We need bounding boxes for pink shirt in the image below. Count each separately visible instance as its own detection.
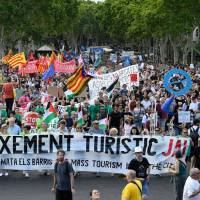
[18,95,30,108]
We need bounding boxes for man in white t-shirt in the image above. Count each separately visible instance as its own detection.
[183,168,200,200]
[141,97,152,110]
[189,97,199,112]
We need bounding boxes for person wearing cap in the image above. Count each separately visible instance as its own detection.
[88,120,104,135]
[128,146,150,199]
[183,168,200,200]
[121,170,142,200]
[169,150,187,200]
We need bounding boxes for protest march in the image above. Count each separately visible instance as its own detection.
[0,1,200,200]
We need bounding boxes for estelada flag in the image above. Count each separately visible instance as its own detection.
[8,52,27,68]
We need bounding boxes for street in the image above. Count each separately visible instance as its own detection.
[0,172,174,200]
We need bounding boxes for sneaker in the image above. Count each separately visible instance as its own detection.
[25,173,30,178]
[0,172,3,177]
[4,172,9,176]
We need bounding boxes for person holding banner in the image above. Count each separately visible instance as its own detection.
[169,150,187,200]
[128,147,150,199]
[52,149,75,200]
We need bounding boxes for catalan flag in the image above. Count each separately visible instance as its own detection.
[66,66,93,97]
[8,52,27,68]
[1,50,13,64]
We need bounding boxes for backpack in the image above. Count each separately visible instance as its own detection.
[190,127,199,148]
[54,160,69,174]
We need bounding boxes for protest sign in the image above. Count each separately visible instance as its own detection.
[23,112,40,128]
[18,61,38,74]
[88,65,139,98]
[178,111,191,123]
[57,105,67,114]
[54,60,76,73]
[0,134,189,174]
[47,86,65,97]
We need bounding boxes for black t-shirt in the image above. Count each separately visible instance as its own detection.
[109,111,122,128]
[54,161,74,191]
[128,158,150,178]
[193,147,200,170]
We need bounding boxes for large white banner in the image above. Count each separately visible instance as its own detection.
[0,134,190,174]
[88,65,139,99]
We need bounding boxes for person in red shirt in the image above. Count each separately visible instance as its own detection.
[2,77,15,117]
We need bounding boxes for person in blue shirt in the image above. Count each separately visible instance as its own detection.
[7,117,21,135]
[88,121,104,135]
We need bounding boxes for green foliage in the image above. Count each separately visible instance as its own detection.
[0,0,199,47]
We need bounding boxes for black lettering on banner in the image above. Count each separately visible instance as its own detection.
[94,136,104,153]
[27,159,30,165]
[105,137,115,154]
[148,138,158,156]
[64,135,74,151]
[83,135,93,152]
[24,135,37,154]
[116,137,121,154]
[121,138,131,154]
[0,136,11,154]
[132,138,143,147]
[151,163,161,170]
[143,138,148,155]
[13,136,23,154]
[38,135,48,153]
[92,160,122,169]
[49,135,63,153]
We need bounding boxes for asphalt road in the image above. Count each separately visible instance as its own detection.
[0,172,174,200]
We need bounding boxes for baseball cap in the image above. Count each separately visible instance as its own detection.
[93,120,99,124]
[135,146,143,153]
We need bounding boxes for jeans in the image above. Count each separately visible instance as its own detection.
[142,179,149,196]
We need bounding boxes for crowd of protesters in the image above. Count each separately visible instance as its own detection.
[0,50,200,200]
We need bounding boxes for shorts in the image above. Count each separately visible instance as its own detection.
[56,189,72,200]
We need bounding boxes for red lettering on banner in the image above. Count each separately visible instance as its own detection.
[182,140,188,156]
[18,61,38,74]
[162,139,173,156]
[54,60,76,73]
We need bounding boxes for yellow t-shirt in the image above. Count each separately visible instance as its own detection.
[121,180,142,200]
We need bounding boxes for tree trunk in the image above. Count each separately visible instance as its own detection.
[169,35,179,64]
[159,36,168,64]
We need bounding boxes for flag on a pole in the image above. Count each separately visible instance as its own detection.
[161,96,175,113]
[1,50,13,64]
[66,65,93,96]
[8,52,26,68]
[99,118,107,130]
[106,77,119,93]
[42,52,56,80]
[77,106,84,126]
[43,102,56,124]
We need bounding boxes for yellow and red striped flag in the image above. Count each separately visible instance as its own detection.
[8,52,27,68]
[66,65,93,96]
[1,50,13,64]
